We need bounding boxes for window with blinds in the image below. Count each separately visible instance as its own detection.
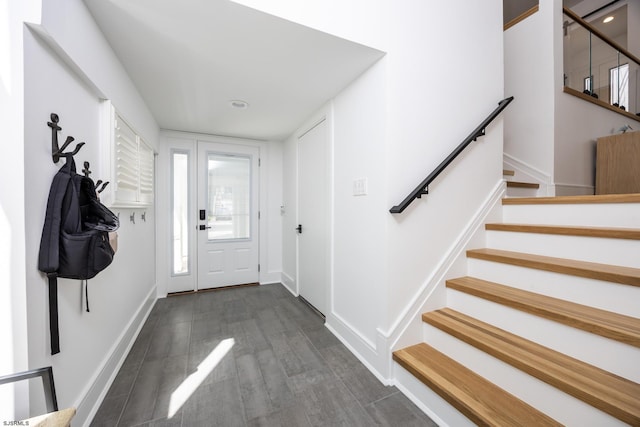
[138,140,154,205]
[101,105,155,207]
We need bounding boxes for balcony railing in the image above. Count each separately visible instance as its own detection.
[563,6,640,120]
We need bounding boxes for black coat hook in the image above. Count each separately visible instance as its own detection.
[49,113,85,163]
[83,161,92,178]
[97,181,109,194]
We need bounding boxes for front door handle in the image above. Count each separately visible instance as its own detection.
[296,224,302,234]
[199,224,212,230]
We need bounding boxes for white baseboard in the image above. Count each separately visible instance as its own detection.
[503,154,555,196]
[326,180,508,386]
[503,153,552,184]
[324,314,391,385]
[384,180,506,356]
[77,285,157,427]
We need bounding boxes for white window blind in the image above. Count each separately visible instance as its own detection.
[102,106,155,207]
[138,139,155,204]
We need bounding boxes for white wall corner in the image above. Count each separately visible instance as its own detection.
[25,24,106,99]
[77,285,157,427]
[260,270,283,285]
[325,313,391,385]
[386,180,506,353]
[280,272,297,296]
[553,182,595,196]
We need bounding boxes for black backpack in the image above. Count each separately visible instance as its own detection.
[38,154,119,355]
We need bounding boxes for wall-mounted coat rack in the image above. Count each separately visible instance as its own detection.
[49,114,111,197]
[83,162,110,195]
[48,113,85,163]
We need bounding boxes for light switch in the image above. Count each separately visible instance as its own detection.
[353,178,368,196]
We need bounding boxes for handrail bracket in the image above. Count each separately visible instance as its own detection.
[473,128,486,141]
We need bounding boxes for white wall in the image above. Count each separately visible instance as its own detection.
[280,0,505,378]
[20,0,160,424]
[39,0,157,149]
[156,130,283,296]
[330,59,387,351]
[504,0,555,183]
[553,94,636,195]
[0,0,41,420]
[384,1,504,341]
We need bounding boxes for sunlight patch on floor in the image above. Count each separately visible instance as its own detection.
[168,338,235,418]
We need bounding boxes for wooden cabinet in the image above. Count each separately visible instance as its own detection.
[596,131,640,194]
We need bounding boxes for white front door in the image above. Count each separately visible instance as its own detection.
[297,119,329,316]
[197,141,259,289]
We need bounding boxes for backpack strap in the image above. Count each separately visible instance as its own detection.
[47,274,60,355]
[38,155,75,355]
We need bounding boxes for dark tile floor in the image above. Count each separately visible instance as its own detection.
[90,283,437,426]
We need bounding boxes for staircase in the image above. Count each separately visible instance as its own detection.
[503,169,541,197]
[393,194,640,426]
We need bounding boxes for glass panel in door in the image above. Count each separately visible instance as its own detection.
[206,154,251,241]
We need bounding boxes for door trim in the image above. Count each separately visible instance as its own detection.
[160,130,276,297]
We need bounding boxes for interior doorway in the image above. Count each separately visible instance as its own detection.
[297,119,330,316]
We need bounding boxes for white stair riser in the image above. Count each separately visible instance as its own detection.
[485,231,640,269]
[394,365,475,427]
[467,258,640,318]
[447,289,640,382]
[422,323,627,427]
[503,203,640,227]
[506,185,541,198]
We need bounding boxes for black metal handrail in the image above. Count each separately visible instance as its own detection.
[390,96,514,214]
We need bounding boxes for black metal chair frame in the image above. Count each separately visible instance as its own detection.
[0,366,58,413]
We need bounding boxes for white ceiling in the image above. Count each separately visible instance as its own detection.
[84,0,385,141]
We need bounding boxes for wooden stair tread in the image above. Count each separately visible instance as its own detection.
[447,276,640,347]
[423,309,640,425]
[502,193,640,205]
[503,169,515,176]
[485,223,640,240]
[466,248,640,287]
[506,181,540,189]
[393,343,561,426]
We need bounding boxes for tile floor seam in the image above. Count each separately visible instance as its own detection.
[300,324,382,426]
[367,389,401,406]
[114,334,153,427]
[132,310,167,427]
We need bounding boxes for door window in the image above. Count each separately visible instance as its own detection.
[206,153,251,241]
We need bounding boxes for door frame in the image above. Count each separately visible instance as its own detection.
[296,111,333,317]
[196,141,260,290]
[158,131,272,296]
